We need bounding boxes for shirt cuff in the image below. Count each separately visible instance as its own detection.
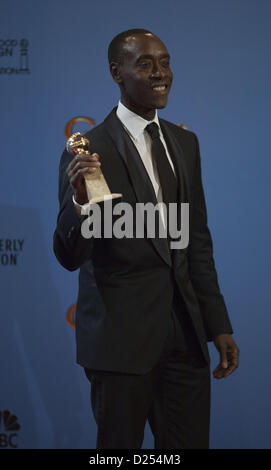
[72,195,91,220]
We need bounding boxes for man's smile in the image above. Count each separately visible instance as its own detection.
[150,83,170,94]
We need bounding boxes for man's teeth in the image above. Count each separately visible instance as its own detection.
[153,85,166,91]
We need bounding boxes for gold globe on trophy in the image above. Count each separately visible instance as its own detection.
[66,132,122,204]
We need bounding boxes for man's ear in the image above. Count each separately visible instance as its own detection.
[110,62,122,84]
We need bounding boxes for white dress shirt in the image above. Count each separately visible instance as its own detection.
[117,101,176,226]
[73,101,176,226]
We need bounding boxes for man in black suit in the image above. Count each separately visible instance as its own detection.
[53,29,239,449]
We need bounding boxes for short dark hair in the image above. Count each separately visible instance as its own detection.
[108,29,154,64]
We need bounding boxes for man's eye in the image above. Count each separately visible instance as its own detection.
[138,62,151,67]
[161,61,170,67]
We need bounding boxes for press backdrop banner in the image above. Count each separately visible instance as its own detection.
[1,0,270,449]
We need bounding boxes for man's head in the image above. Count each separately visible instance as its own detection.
[108,29,173,120]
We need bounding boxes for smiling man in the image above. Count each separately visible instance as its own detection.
[53,29,239,449]
[110,31,173,120]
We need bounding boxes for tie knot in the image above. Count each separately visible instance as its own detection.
[145,122,160,140]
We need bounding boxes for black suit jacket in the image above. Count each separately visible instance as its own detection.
[53,107,233,374]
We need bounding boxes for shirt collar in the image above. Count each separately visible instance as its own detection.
[116,100,161,142]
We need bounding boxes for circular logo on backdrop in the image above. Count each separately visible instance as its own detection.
[64,116,95,139]
[66,304,76,329]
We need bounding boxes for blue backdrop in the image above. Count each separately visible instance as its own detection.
[1,0,270,449]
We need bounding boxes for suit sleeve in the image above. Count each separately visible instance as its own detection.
[53,148,94,271]
[187,132,233,340]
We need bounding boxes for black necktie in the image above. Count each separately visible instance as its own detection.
[145,122,178,236]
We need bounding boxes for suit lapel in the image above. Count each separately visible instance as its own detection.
[104,108,172,267]
[103,109,191,267]
[159,119,190,203]
[159,119,190,265]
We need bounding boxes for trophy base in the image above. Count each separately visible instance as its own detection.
[88,193,122,204]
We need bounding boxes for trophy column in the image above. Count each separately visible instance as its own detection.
[66,132,122,204]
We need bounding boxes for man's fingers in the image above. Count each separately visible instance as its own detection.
[73,160,100,173]
[232,347,240,362]
[227,347,240,367]
[213,338,240,379]
[219,346,228,369]
[67,156,101,181]
[69,168,92,186]
[92,153,100,160]
[213,356,239,379]
[213,365,225,379]
[67,153,100,173]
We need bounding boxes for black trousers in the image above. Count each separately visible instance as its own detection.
[84,292,210,449]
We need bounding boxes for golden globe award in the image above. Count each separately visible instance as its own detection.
[66,132,122,204]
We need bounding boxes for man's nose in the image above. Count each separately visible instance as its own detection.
[150,61,164,78]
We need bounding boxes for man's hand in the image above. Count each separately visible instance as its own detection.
[213,334,239,379]
[66,152,101,205]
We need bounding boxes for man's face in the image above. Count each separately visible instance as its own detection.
[113,33,173,116]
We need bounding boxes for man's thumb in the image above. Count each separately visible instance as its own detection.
[220,347,228,368]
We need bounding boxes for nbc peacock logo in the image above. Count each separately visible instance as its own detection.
[0,410,21,448]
